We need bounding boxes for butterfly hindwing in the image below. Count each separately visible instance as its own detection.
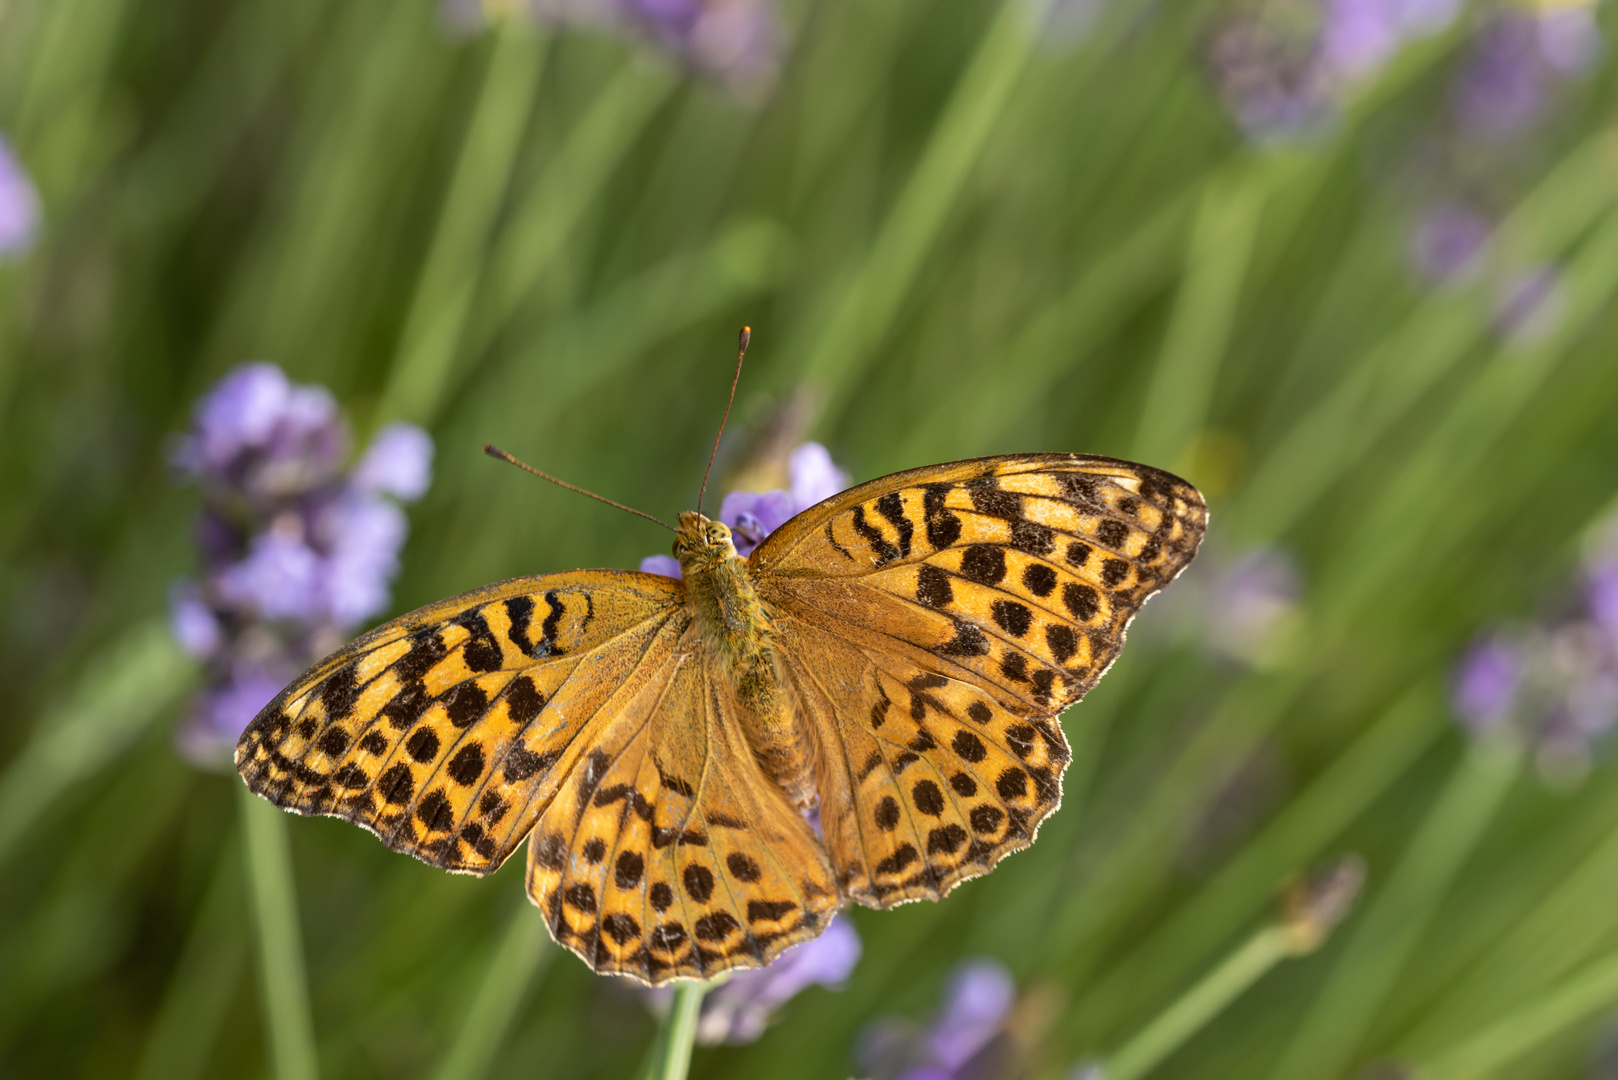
[753,454,1206,903]
[525,625,840,981]
[236,570,682,874]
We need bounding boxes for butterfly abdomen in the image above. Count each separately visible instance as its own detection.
[680,546,819,810]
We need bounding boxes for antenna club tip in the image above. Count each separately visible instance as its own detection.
[738,326,752,353]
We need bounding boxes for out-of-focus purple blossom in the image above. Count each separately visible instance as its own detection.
[169,363,432,767]
[1451,518,1618,784]
[692,916,862,1044]
[1537,4,1603,73]
[177,662,292,765]
[1409,202,1492,284]
[631,915,861,1044]
[0,134,40,257]
[169,584,223,658]
[640,554,682,579]
[929,961,1017,1070]
[1448,7,1599,140]
[643,441,850,575]
[1451,634,1521,735]
[1494,263,1565,345]
[353,422,435,500]
[1206,0,1458,140]
[523,0,783,95]
[1130,543,1304,668]
[857,958,1019,1080]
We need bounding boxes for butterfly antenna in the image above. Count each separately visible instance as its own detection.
[696,326,750,518]
[483,445,675,532]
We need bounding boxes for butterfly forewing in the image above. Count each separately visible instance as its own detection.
[236,571,682,874]
[752,454,1206,904]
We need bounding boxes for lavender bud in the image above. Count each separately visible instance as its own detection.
[169,583,223,658]
[1451,633,1522,736]
[928,959,1017,1069]
[1408,203,1492,285]
[640,554,683,579]
[0,133,40,257]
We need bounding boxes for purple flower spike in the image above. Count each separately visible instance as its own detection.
[1537,4,1602,74]
[1409,203,1491,285]
[170,363,432,766]
[928,959,1016,1070]
[693,915,862,1044]
[1452,12,1553,139]
[720,489,797,556]
[354,422,435,500]
[1452,634,1521,735]
[0,134,40,257]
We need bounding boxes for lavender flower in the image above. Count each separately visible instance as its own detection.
[631,915,862,1044]
[0,133,40,257]
[856,958,1019,1080]
[169,363,432,766]
[512,0,782,95]
[1205,0,1458,140]
[1450,519,1618,784]
[641,441,850,577]
[1408,202,1492,285]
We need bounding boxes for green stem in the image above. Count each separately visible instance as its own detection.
[135,835,249,1080]
[376,18,548,427]
[1418,944,1618,1080]
[1132,164,1267,467]
[1267,739,1520,1080]
[644,981,707,1080]
[1104,926,1293,1080]
[800,0,1041,427]
[1071,682,1442,1043]
[240,786,320,1080]
[428,905,552,1080]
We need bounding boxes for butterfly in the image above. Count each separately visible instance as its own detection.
[236,444,1206,984]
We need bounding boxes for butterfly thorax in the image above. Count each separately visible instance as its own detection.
[673,511,816,808]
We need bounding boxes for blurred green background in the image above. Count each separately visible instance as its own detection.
[5,0,1618,1076]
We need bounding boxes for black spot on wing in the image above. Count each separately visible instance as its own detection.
[922,483,962,549]
[453,612,503,673]
[1096,520,1130,549]
[538,591,567,657]
[960,546,1006,586]
[916,565,954,608]
[504,596,536,656]
[874,492,914,559]
[852,506,901,566]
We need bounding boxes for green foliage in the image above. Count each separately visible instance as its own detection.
[4,0,1618,1077]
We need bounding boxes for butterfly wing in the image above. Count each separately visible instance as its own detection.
[750,454,1207,906]
[237,567,840,984]
[525,622,839,983]
[236,569,685,875]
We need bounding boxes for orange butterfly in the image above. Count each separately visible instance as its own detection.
[237,334,1207,985]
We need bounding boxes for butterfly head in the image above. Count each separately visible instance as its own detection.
[673,511,738,570]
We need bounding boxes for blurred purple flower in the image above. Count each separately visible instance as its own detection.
[0,134,40,257]
[1587,561,1618,636]
[169,583,222,658]
[690,915,862,1044]
[1409,202,1492,284]
[525,0,783,95]
[1451,634,1521,735]
[170,363,432,767]
[354,422,435,500]
[177,663,291,765]
[928,961,1017,1070]
[857,958,1018,1080]
[640,554,683,579]
[1450,9,1589,140]
[1206,0,1458,140]
[643,441,850,575]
